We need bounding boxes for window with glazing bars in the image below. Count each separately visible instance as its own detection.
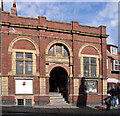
[83,57,96,77]
[16,53,32,75]
[48,44,69,56]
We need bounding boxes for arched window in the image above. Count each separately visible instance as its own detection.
[79,44,101,78]
[56,44,62,53]
[64,46,69,56]
[48,45,54,55]
[8,37,39,76]
[79,44,101,94]
[48,44,69,57]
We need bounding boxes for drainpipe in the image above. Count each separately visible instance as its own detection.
[0,1,1,73]
[71,22,74,78]
[100,26,103,105]
[1,0,3,11]
[38,17,41,96]
[71,21,74,103]
[118,2,120,89]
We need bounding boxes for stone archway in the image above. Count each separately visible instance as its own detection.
[49,66,68,93]
[45,40,73,78]
[49,66,70,102]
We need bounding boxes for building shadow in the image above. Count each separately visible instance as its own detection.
[77,77,87,107]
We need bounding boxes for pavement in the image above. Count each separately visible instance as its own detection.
[87,104,119,110]
[1,104,119,116]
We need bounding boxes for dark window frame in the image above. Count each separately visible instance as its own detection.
[83,57,97,77]
[16,52,33,75]
[16,53,24,74]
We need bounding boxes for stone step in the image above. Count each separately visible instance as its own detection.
[49,92,70,106]
[47,104,70,105]
[49,92,62,96]
[50,98,65,101]
[50,100,67,103]
[50,96,63,99]
[47,104,70,106]
[48,102,69,105]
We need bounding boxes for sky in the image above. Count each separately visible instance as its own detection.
[2,0,120,51]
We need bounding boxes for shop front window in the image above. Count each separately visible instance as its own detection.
[84,80,98,94]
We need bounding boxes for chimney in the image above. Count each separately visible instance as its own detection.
[11,0,17,16]
[1,0,3,11]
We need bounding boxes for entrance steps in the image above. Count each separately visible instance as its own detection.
[47,92,74,107]
[49,92,67,105]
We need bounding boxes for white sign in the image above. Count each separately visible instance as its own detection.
[15,80,33,94]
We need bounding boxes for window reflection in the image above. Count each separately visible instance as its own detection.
[84,57,89,77]
[25,53,32,61]
[16,61,23,74]
[48,46,54,55]
[25,62,32,74]
[48,44,69,57]
[16,53,23,60]
[64,47,69,56]
[83,57,96,77]
[16,52,33,75]
[56,45,62,53]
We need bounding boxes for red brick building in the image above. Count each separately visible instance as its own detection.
[1,1,118,106]
[107,44,120,92]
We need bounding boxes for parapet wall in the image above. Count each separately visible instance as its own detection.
[1,11,108,38]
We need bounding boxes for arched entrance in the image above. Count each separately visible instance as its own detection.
[49,67,69,102]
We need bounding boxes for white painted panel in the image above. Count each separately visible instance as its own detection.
[15,80,33,94]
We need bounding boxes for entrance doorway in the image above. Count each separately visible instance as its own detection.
[49,67,69,101]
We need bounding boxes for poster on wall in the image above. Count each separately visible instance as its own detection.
[15,80,33,94]
[85,80,98,93]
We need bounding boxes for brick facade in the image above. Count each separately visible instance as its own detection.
[1,2,117,106]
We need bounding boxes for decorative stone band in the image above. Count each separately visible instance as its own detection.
[1,32,107,45]
[84,79,99,81]
[0,22,109,38]
[14,77,34,80]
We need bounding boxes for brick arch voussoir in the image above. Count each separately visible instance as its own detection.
[48,64,70,77]
[8,36,39,55]
[46,40,73,57]
[78,43,101,59]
